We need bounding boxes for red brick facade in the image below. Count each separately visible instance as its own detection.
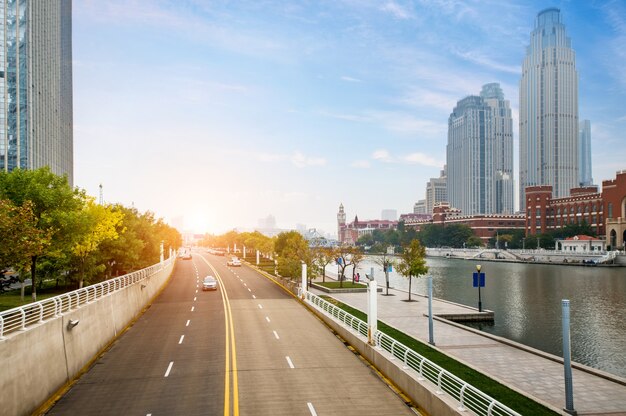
[404,203,525,243]
[525,171,626,249]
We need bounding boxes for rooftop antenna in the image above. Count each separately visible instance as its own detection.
[99,184,104,205]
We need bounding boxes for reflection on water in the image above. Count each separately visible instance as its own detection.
[347,257,626,378]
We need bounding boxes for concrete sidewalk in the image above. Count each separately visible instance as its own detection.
[313,286,626,415]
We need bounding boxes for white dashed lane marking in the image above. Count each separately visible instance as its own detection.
[164,362,174,377]
[286,356,295,369]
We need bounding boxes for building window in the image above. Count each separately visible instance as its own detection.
[608,203,613,219]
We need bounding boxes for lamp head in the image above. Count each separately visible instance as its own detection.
[476,264,481,272]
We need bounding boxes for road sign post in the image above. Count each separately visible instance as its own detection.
[473,265,485,312]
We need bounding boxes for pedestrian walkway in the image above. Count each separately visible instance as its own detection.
[313,286,626,415]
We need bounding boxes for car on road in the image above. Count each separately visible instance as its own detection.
[181,253,192,260]
[202,276,218,291]
[227,257,241,267]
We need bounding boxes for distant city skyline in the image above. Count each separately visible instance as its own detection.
[72,2,626,234]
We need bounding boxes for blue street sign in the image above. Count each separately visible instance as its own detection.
[337,257,343,265]
[387,265,393,272]
[472,272,485,288]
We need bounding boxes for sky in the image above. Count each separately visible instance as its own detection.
[73,0,626,237]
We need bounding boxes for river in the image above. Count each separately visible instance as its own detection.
[331,257,626,378]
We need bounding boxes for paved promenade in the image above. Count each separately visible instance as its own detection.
[313,286,626,415]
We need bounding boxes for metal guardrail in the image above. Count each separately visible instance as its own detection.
[303,290,522,416]
[0,258,174,340]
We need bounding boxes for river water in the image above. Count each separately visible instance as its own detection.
[335,257,626,378]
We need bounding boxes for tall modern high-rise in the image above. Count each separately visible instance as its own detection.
[0,1,74,185]
[579,120,593,186]
[425,166,447,214]
[446,83,514,215]
[519,8,578,210]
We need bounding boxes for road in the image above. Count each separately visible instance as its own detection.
[46,251,416,415]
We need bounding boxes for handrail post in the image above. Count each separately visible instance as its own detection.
[436,371,445,394]
[458,384,467,411]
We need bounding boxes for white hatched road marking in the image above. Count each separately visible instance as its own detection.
[307,403,318,416]
[179,335,185,344]
[258,304,263,309]
[265,316,270,323]
[273,331,280,340]
[186,320,190,327]
[191,306,195,312]
[286,356,295,369]
[252,295,256,299]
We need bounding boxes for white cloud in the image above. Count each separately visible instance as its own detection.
[366,111,447,136]
[341,75,362,82]
[402,152,442,167]
[372,149,392,162]
[452,49,521,74]
[381,1,413,20]
[291,151,326,168]
[351,160,371,168]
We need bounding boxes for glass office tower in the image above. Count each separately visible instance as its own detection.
[579,120,593,186]
[519,8,578,210]
[0,0,73,185]
[447,83,514,215]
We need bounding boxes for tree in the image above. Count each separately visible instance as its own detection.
[312,246,335,283]
[0,167,83,301]
[373,250,395,295]
[71,200,123,288]
[0,200,52,299]
[396,239,429,301]
[350,247,364,283]
[274,231,311,280]
[466,235,484,248]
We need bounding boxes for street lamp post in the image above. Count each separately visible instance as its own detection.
[476,264,483,312]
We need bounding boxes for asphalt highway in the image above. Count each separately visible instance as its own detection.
[46,250,416,415]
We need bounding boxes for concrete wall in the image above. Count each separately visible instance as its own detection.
[314,310,467,416]
[0,262,174,416]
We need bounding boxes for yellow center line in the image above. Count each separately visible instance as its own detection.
[201,255,239,416]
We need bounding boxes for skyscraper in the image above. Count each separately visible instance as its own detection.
[519,8,578,210]
[579,120,593,186]
[446,83,514,215]
[0,1,74,185]
[425,166,447,214]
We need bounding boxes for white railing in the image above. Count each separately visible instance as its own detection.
[0,258,174,340]
[303,290,522,416]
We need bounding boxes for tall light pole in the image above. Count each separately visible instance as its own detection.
[476,264,483,312]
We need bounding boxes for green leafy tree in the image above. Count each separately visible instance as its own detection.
[466,235,484,248]
[0,167,83,301]
[71,200,123,288]
[396,239,429,301]
[274,231,311,280]
[0,200,52,299]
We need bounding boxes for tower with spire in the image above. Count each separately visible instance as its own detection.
[337,203,346,243]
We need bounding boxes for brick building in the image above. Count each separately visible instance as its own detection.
[525,170,626,250]
[403,203,525,244]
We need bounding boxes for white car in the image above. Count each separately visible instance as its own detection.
[227,257,241,267]
[202,276,218,291]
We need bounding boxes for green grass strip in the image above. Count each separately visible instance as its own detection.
[315,281,367,289]
[320,295,557,416]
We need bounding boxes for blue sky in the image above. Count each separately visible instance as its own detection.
[73,0,626,236]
